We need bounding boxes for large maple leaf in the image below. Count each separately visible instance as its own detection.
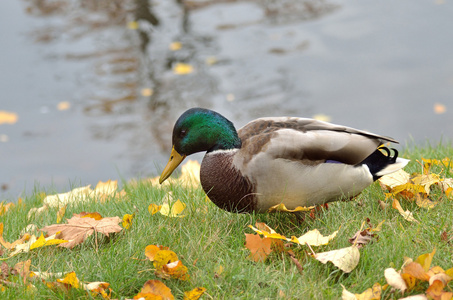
[41,215,122,249]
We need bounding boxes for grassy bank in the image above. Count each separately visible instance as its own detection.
[1,144,453,299]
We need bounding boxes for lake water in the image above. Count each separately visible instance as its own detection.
[1,0,452,200]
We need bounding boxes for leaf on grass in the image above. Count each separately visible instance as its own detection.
[145,245,169,261]
[411,174,441,194]
[248,223,288,241]
[0,223,31,250]
[147,247,190,280]
[348,220,384,248]
[416,248,436,272]
[267,203,315,213]
[14,259,31,284]
[57,271,80,289]
[403,262,430,281]
[385,268,408,292]
[122,213,134,229]
[82,281,112,299]
[292,228,338,246]
[160,199,186,218]
[76,211,104,220]
[41,215,122,249]
[245,234,274,262]
[148,204,162,215]
[56,205,66,223]
[379,169,410,189]
[341,282,382,300]
[392,199,419,223]
[134,279,174,300]
[415,193,438,209]
[314,245,360,273]
[29,233,69,250]
[184,287,206,300]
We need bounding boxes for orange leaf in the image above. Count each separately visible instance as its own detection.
[245,233,273,262]
[136,279,174,300]
[426,280,445,300]
[161,260,190,281]
[153,250,178,270]
[76,212,103,220]
[403,262,430,281]
[145,245,169,261]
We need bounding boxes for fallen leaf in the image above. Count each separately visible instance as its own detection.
[314,245,360,273]
[160,260,189,280]
[341,284,358,300]
[145,244,169,261]
[82,281,112,299]
[416,249,436,272]
[384,268,407,292]
[411,173,441,194]
[57,271,80,289]
[292,229,338,246]
[56,205,66,223]
[29,232,69,250]
[76,211,103,220]
[14,259,31,284]
[148,204,162,215]
[122,213,134,229]
[379,169,410,188]
[135,279,174,300]
[41,215,122,249]
[245,233,273,262]
[415,193,437,209]
[403,262,430,281]
[160,199,186,218]
[184,287,206,300]
[0,223,31,250]
[392,199,419,223]
[267,203,315,213]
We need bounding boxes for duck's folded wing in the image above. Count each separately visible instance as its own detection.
[237,117,398,165]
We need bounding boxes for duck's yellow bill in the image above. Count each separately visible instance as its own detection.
[159,146,187,184]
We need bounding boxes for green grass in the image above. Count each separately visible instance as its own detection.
[1,144,453,299]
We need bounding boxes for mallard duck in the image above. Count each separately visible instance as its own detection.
[159,108,409,213]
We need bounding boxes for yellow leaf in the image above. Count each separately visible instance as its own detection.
[145,245,169,261]
[411,173,440,194]
[82,281,112,299]
[248,224,288,241]
[415,193,437,209]
[379,169,410,188]
[29,233,68,250]
[173,63,194,75]
[56,205,66,223]
[160,194,186,218]
[57,271,80,289]
[153,250,178,270]
[415,248,436,272]
[127,21,139,30]
[57,101,71,111]
[314,245,360,273]
[291,229,339,246]
[267,203,315,213]
[0,110,18,125]
[79,211,103,220]
[122,213,134,229]
[148,204,162,215]
[354,282,382,300]
[169,42,182,51]
[392,199,419,223]
[384,268,407,292]
[184,287,206,300]
[161,260,190,281]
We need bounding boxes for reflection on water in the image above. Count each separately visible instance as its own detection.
[1,0,452,199]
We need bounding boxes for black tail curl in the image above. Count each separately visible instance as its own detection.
[359,147,399,181]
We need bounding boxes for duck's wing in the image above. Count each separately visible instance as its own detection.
[237,117,398,165]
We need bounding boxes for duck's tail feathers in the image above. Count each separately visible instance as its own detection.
[359,147,410,181]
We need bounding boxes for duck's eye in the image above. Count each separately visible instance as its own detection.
[180,129,187,138]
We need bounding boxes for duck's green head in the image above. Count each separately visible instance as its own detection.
[159,108,241,184]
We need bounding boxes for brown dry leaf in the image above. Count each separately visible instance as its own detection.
[183,287,206,300]
[314,245,360,273]
[14,259,31,284]
[41,215,122,249]
[245,233,274,262]
[134,279,174,300]
[392,199,419,223]
[384,268,407,292]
